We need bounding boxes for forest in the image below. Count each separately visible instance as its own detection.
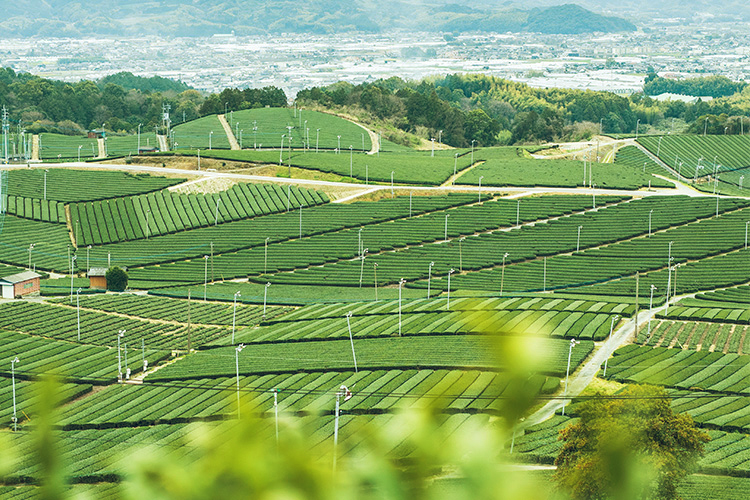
[0,68,284,137]
[296,73,750,145]
[643,73,746,98]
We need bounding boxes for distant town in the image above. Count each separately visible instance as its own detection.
[1,19,748,97]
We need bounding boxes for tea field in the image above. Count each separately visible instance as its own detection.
[38,133,98,160]
[69,182,329,245]
[457,147,674,190]
[191,148,474,185]
[2,127,750,496]
[170,115,230,150]
[5,168,183,202]
[223,107,372,151]
[638,135,750,195]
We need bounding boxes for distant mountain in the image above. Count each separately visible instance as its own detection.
[0,1,637,37]
[525,5,636,34]
[489,0,750,21]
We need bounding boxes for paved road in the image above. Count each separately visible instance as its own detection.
[17,162,740,200]
[522,300,676,430]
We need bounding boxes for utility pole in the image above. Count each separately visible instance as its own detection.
[634,273,639,340]
[2,106,8,164]
[187,290,192,352]
[162,103,172,149]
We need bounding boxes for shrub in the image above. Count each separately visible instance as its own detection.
[106,267,128,292]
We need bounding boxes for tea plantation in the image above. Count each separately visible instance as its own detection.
[2,124,750,496]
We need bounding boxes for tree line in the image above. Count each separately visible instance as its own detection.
[0,68,286,137]
[644,73,746,99]
[297,74,638,146]
[298,73,750,146]
[2,66,749,145]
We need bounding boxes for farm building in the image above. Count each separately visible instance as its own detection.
[88,268,108,289]
[87,129,106,139]
[0,271,41,299]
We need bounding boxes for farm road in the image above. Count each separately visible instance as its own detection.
[29,162,735,201]
[218,114,241,150]
[360,123,380,155]
[32,135,39,161]
[324,111,379,155]
[522,299,677,430]
[157,134,169,152]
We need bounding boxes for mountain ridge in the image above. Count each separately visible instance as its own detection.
[0,1,636,37]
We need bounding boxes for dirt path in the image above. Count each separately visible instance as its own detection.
[97,138,106,158]
[32,134,39,161]
[332,187,381,204]
[362,125,379,155]
[531,136,623,161]
[441,160,485,187]
[522,312,639,428]
[126,353,187,385]
[218,114,241,150]
[344,118,378,155]
[317,110,379,155]
[156,134,169,152]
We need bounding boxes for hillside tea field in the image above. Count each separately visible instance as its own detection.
[3,118,750,497]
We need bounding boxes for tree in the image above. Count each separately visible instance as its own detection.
[464,108,500,146]
[105,267,128,292]
[554,385,709,500]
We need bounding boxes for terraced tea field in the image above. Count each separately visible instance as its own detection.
[70,183,329,245]
[227,107,372,151]
[224,296,627,345]
[457,147,673,190]
[0,298,287,350]
[195,148,474,185]
[56,369,557,428]
[4,196,67,223]
[639,135,750,179]
[639,320,750,353]
[0,329,167,383]
[171,115,230,150]
[6,168,184,202]
[3,127,750,497]
[614,144,675,178]
[38,133,98,160]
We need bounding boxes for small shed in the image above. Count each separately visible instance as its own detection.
[88,268,108,290]
[0,271,41,299]
[88,129,106,139]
